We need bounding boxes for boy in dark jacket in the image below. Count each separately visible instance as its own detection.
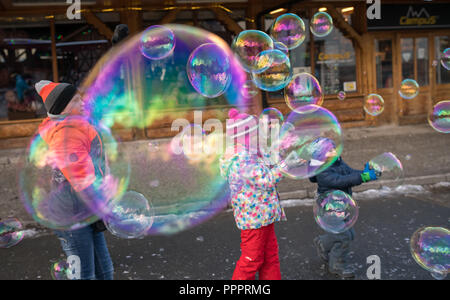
[309,138,378,278]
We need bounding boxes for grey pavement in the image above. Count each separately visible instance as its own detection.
[0,183,449,280]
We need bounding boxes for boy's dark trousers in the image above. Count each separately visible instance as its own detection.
[317,228,355,270]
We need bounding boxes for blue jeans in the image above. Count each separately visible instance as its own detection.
[54,225,114,280]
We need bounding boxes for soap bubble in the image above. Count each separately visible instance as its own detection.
[241,80,260,99]
[140,25,175,60]
[284,73,323,112]
[440,48,450,70]
[270,13,306,50]
[275,105,342,179]
[0,218,24,248]
[364,94,384,116]
[79,24,245,235]
[337,91,346,100]
[368,152,404,183]
[399,79,419,99]
[180,124,208,161]
[260,107,284,125]
[274,42,289,56]
[428,100,450,133]
[310,12,333,37]
[51,260,70,280]
[410,226,449,280]
[232,30,274,73]
[251,49,293,92]
[104,191,154,239]
[313,190,358,234]
[187,43,232,98]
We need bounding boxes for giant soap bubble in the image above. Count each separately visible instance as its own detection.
[275,105,342,179]
[79,25,248,235]
[410,227,449,280]
[314,190,358,234]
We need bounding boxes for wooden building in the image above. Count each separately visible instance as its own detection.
[0,0,449,148]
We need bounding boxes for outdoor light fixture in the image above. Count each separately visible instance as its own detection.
[269,8,287,15]
[319,7,327,12]
[341,7,354,13]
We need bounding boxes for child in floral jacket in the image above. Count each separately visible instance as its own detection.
[220,108,285,280]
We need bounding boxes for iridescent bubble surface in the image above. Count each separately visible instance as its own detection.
[274,42,289,56]
[259,108,284,163]
[428,100,450,133]
[310,12,333,37]
[284,73,323,112]
[104,191,154,239]
[368,152,404,183]
[251,49,293,92]
[51,260,70,280]
[187,43,232,98]
[140,25,175,60]
[232,30,274,73]
[241,80,260,99]
[314,190,358,234]
[364,94,384,116]
[410,227,449,280]
[399,79,419,99]
[440,48,450,70]
[0,218,24,248]
[271,13,306,50]
[275,105,342,179]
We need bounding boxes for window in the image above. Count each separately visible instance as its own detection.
[375,39,393,89]
[435,36,450,85]
[314,26,357,95]
[400,37,429,86]
[268,9,357,99]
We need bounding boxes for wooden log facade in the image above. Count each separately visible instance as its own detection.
[0,0,449,149]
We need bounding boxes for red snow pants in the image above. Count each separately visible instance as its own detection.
[232,223,281,280]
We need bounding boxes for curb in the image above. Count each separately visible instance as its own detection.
[278,173,450,201]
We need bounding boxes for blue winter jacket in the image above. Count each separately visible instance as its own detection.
[309,157,363,196]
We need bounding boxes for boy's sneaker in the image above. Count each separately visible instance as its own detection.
[313,237,328,262]
[328,264,355,279]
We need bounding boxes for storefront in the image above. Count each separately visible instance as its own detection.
[366,2,450,125]
[0,0,449,149]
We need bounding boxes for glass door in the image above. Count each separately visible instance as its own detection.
[398,36,430,120]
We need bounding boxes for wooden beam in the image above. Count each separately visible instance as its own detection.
[323,4,363,49]
[61,25,90,42]
[83,11,113,40]
[159,9,180,24]
[120,9,143,35]
[50,18,58,83]
[211,7,243,35]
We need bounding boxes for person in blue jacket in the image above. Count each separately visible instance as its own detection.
[309,138,378,278]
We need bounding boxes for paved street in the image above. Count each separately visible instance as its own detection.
[1,183,448,280]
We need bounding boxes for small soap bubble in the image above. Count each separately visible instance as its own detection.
[364,94,384,116]
[140,25,175,60]
[313,190,358,234]
[399,79,419,100]
[310,12,333,38]
[271,13,306,50]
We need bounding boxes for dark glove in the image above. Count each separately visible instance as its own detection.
[361,169,377,182]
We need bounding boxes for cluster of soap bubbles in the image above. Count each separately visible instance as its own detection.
[0,218,24,248]
[313,190,358,234]
[410,226,449,280]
